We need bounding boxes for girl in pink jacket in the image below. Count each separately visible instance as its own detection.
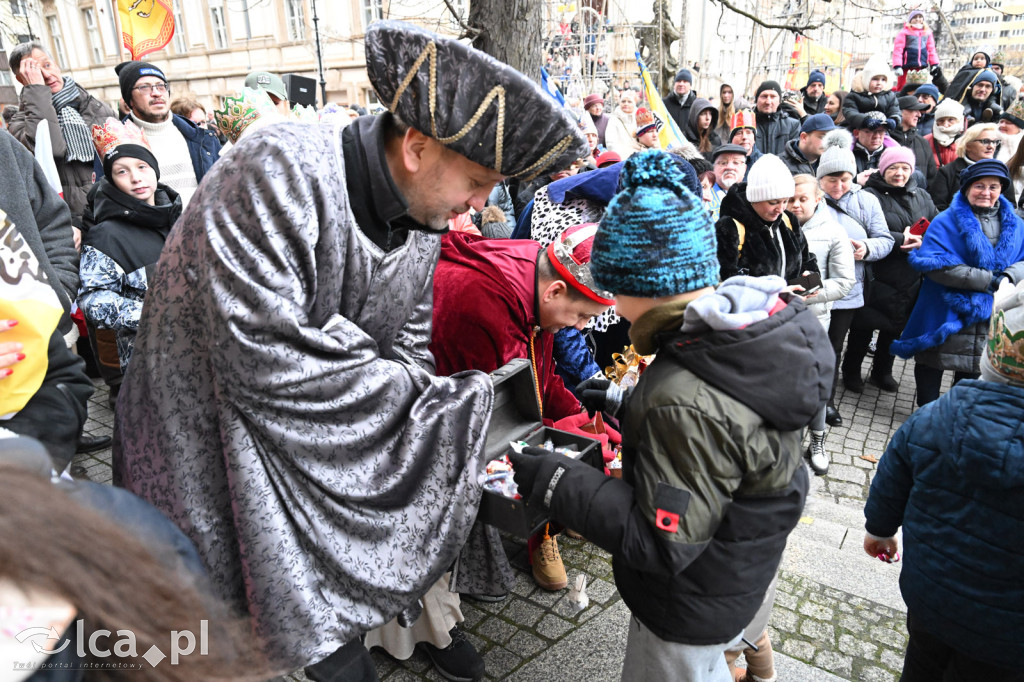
[893,10,939,90]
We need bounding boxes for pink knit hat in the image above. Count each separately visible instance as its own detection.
[878,146,916,175]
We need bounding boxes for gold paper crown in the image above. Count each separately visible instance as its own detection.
[214,88,279,144]
[987,308,1024,382]
[91,117,151,158]
[291,103,319,124]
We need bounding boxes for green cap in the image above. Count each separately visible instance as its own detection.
[243,71,287,102]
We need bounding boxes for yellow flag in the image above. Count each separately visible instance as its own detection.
[118,0,175,60]
[785,35,851,93]
[636,53,692,152]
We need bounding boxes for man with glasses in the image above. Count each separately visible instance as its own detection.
[115,60,220,207]
[852,111,895,186]
[709,143,747,221]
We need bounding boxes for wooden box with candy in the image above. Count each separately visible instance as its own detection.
[477,359,602,537]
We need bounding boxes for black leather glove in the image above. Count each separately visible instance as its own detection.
[508,445,580,507]
[576,377,630,419]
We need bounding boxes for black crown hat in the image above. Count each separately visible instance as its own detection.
[365,21,589,181]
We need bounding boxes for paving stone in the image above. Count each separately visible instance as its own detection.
[828,463,869,484]
[482,646,521,678]
[838,632,877,658]
[777,637,816,661]
[799,618,835,642]
[461,603,487,628]
[880,648,906,670]
[798,601,834,621]
[535,614,574,640]
[477,616,519,646]
[770,606,798,631]
[858,664,898,682]
[506,631,547,658]
[814,650,853,677]
[499,598,545,628]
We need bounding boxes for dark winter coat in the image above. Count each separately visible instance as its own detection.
[842,89,901,130]
[864,379,1024,668]
[916,110,935,137]
[9,83,114,223]
[856,174,938,333]
[947,67,1003,120]
[684,98,722,159]
[754,110,800,156]
[715,182,818,281]
[663,90,696,131]
[780,138,815,176]
[78,179,182,370]
[890,126,939,188]
[541,294,832,644]
[800,87,827,117]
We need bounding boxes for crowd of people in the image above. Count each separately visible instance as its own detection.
[0,13,1022,682]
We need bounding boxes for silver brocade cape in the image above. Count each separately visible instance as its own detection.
[113,120,493,668]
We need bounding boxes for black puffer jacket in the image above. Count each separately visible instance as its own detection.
[856,174,938,332]
[715,182,818,280]
[890,126,939,188]
[754,110,800,155]
[842,90,900,130]
[780,138,815,176]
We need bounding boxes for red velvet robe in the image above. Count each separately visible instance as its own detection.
[431,232,582,421]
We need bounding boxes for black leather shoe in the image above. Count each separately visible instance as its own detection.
[825,406,843,427]
[76,435,112,454]
[420,627,485,682]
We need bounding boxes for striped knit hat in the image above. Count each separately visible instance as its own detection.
[591,150,718,297]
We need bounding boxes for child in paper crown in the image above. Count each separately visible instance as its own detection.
[77,118,182,372]
[892,10,939,91]
[509,150,833,682]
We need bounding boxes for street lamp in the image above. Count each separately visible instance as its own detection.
[311,0,327,107]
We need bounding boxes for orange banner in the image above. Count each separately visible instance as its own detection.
[118,0,175,60]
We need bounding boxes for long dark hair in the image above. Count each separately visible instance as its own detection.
[1008,136,1024,184]
[0,468,277,681]
[830,90,848,126]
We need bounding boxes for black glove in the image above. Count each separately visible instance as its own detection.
[988,271,1008,293]
[576,376,630,419]
[508,446,570,506]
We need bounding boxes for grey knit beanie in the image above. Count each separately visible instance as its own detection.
[816,128,856,179]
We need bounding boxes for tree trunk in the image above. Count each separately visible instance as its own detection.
[468,0,544,82]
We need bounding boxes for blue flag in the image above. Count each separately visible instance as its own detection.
[540,67,565,106]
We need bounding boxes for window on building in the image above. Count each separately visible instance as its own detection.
[172,7,187,53]
[10,0,27,17]
[285,0,305,41]
[210,0,228,49]
[362,0,384,28]
[82,7,103,63]
[46,16,69,69]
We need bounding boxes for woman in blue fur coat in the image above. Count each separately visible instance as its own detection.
[893,159,1024,405]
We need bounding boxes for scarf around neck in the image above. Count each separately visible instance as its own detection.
[51,77,94,164]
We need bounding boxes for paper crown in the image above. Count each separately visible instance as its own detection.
[993,50,1008,66]
[91,117,151,159]
[1005,97,1024,126]
[214,88,280,144]
[546,223,615,306]
[986,304,1024,383]
[291,103,319,124]
[730,109,756,132]
[635,107,657,135]
[906,70,931,85]
[365,20,588,181]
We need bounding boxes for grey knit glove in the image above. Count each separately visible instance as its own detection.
[576,377,629,419]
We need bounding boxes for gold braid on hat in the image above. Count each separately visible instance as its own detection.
[386,41,573,181]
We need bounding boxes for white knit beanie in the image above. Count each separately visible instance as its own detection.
[816,129,857,179]
[861,54,892,87]
[745,154,796,202]
[933,97,965,124]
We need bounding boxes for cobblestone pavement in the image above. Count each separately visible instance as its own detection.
[79,349,945,681]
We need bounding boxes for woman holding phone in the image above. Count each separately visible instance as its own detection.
[843,147,938,392]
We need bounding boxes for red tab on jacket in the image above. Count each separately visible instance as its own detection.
[655,508,680,533]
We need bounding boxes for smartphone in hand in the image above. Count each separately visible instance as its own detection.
[789,272,823,295]
[909,217,930,236]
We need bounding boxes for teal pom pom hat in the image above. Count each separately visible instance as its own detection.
[591,150,719,297]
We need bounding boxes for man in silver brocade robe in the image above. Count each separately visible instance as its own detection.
[112,20,588,677]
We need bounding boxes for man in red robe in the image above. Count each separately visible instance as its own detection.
[431,223,613,592]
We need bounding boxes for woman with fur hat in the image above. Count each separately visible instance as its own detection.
[893,159,1024,406]
[842,55,901,131]
[815,129,895,426]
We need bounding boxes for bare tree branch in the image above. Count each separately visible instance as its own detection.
[708,0,832,34]
[442,0,482,38]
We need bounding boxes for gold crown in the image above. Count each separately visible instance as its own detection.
[214,88,279,144]
[91,117,150,158]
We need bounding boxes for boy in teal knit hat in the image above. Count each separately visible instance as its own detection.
[510,151,834,681]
